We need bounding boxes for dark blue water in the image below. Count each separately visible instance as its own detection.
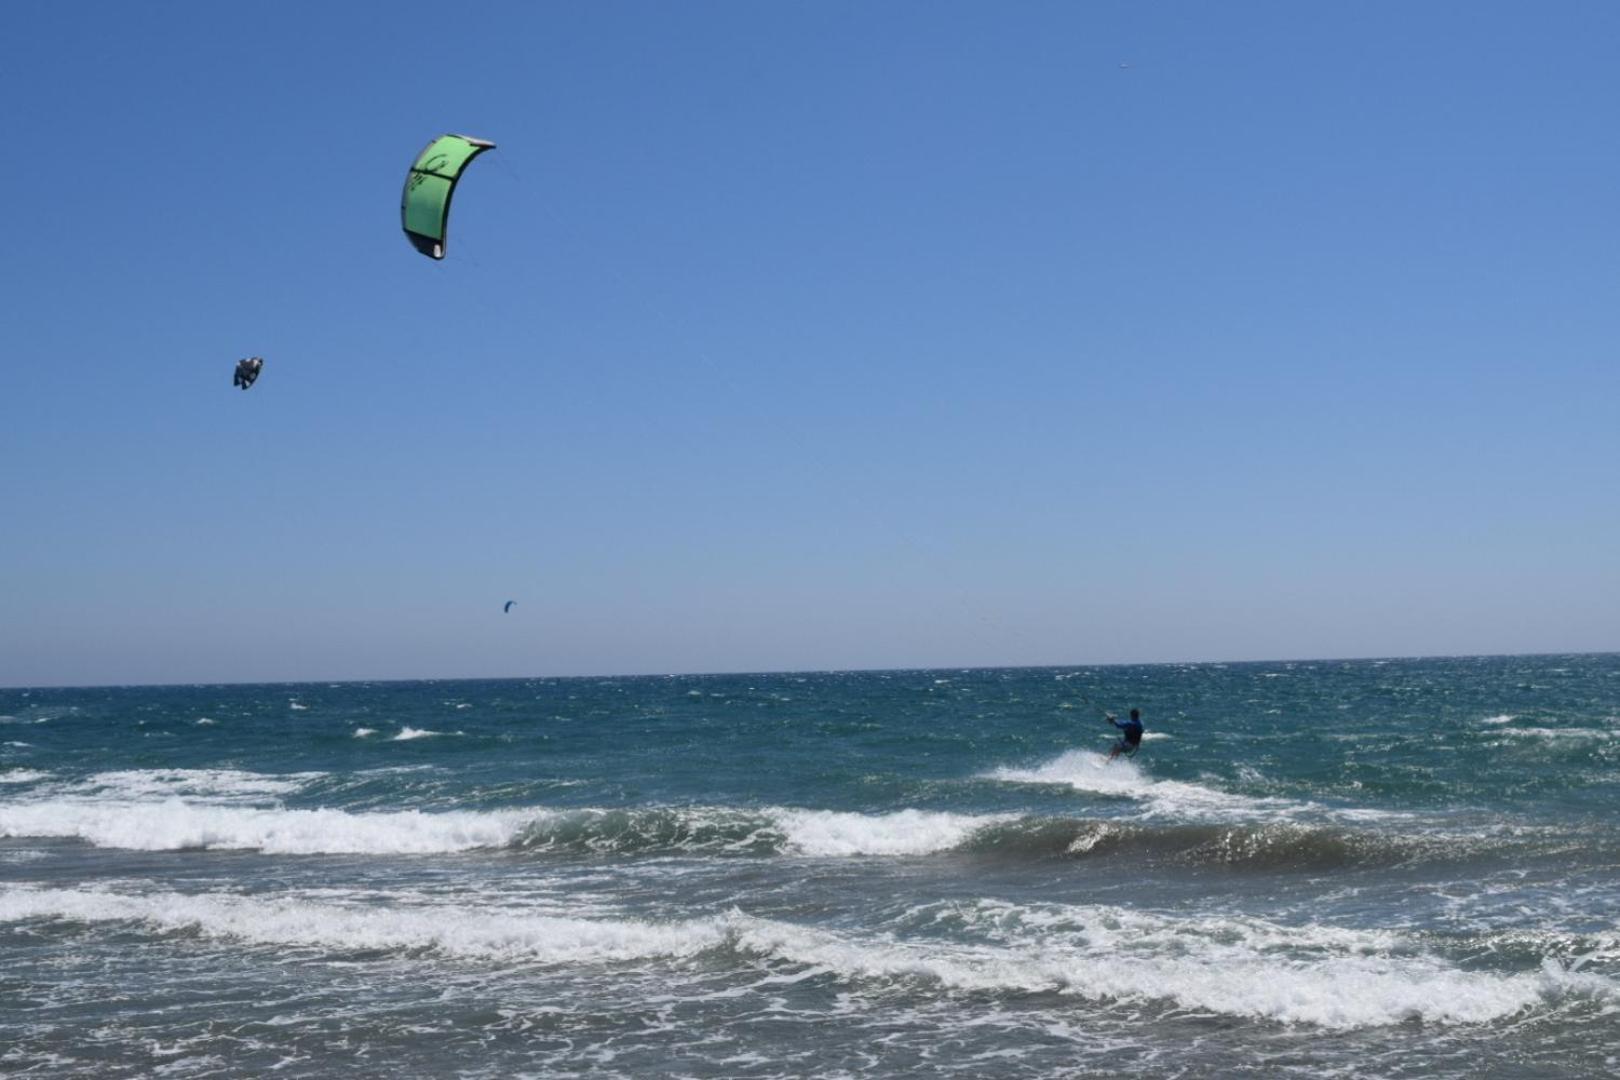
[4,655,1618,1077]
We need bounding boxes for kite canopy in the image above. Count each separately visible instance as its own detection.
[503,601,516,613]
[401,134,496,259]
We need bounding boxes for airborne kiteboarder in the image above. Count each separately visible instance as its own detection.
[232,357,263,390]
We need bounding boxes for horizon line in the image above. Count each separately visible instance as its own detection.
[4,648,1615,693]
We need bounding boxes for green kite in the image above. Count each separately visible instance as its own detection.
[401,134,496,260]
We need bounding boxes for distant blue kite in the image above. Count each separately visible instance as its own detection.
[503,601,516,613]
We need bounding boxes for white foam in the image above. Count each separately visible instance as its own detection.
[393,727,440,741]
[736,903,1611,1030]
[774,808,1010,856]
[0,886,726,964]
[288,702,308,711]
[194,717,216,726]
[353,727,377,738]
[1480,714,1516,725]
[0,798,1007,858]
[1498,727,1617,741]
[76,769,321,802]
[0,769,48,784]
[986,750,1286,820]
[0,803,532,854]
[7,886,1596,1029]
[0,849,48,864]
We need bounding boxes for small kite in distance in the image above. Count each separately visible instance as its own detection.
[503,601,516,613]
[233,357,263,390]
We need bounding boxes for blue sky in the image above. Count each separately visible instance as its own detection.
[3,1,1617,686]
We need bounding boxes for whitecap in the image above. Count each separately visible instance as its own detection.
[0,885,726,965]
[392,727,440,741]
[0,799,1003,860]
[773,808,1011,857]
[73,769,321,802]
[0,769,49,784]
[0,803,532,855]
[1498,727,1617,741]
[4,886,1586,1030]
[984,750,1364,823]
[733,902,1608,1030]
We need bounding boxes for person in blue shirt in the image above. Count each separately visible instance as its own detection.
[1106,708,1144,760]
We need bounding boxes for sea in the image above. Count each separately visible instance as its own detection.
[2,654,1618,1078]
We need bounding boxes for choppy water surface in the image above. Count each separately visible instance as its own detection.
[3,655,1618,1077]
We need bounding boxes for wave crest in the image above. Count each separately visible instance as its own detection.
[2,886,1607,1030]
[0,798,1476,869]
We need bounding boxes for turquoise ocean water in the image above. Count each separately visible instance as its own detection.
[3,654,1618,1077]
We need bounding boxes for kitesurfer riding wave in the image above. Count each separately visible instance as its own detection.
[1107,708,1145,760]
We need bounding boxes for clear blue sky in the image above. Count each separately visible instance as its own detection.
[3,1,1617,686]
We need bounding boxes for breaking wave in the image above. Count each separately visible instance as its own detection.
[1,886,1608,1030]
[985,749,1305,820]
[0,797,1520,869]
